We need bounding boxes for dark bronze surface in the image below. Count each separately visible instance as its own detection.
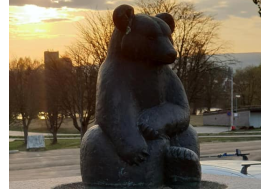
[81,4,201,188]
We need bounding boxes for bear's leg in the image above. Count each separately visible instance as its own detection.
[81,125,170,188]
[165,125,201,189]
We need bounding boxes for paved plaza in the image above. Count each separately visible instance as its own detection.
[9,127,261,188]
[10,141,261,182]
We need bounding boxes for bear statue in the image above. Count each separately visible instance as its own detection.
[80,4,201,189]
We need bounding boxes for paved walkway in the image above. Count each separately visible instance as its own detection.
[9,126,232,137]
[10,126,260,137]
[9,135,261,142]
[200,140,261,161]
[193,126,230,133]
[223,131,261,134]
[9,127,260,143]
[199,135,261,138]
[9,141,261,182]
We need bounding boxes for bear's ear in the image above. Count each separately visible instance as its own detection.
[156,13,175,33]
[113,4,134,33]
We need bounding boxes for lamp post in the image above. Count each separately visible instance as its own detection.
[235,94,241,127]
[230,66,234,131]
[226,63,236,131]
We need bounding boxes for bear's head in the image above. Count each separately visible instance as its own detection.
[112,4,177,65]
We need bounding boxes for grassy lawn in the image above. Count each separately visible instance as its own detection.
[9,135,80,139]
[199,137,261,143]
[198,132,261,136]
[9,139,81,151]
[9,136,261,151]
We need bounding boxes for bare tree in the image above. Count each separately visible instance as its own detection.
[136,0,181,17]
[76,10,114,66]
[136,0,231,114]
[9,74,18,125]
[9,58,42,144]
[64,10,113,137]
[234,65,261,107]
[44,57,70,144]
[62,44,99,138]
[45,110,64,144]
[202,66,229,111]
[70,0,233,119]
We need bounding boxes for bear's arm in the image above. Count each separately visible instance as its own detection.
[95,75,149,164]
[137,67,190,137]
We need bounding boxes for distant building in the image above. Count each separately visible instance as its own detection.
[44,51,59,63]
[44,51,72,69]
[203,106,261,128]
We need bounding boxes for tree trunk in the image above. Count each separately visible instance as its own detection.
[207,100,211,112]
[52,131,57,144]
[22,117,28,144]
[71,115,81,132]
[23,126,28,144]
[81,122,88,139]
[192,103,197,115]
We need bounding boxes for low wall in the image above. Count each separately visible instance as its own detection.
[203,110,250,126]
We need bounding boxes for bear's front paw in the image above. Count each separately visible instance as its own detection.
[137,110,167,139]
[119,145,150,166]
[139,124,160,140]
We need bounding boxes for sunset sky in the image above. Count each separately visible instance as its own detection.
[9,0,261,60]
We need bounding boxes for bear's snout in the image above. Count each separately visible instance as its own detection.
[165,50,177,64]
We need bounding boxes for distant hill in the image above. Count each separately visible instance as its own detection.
[224,52,261,71]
